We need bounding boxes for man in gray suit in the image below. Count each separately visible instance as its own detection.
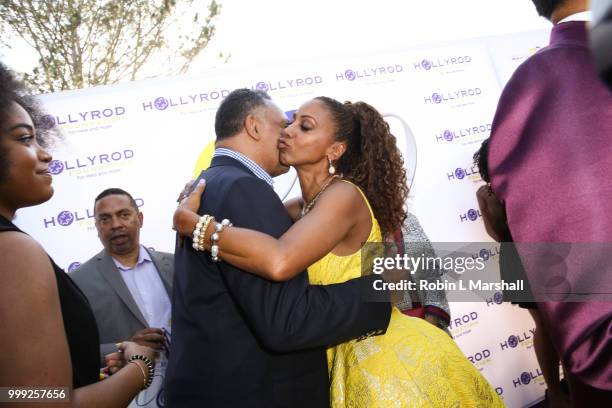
[71,188,174,366]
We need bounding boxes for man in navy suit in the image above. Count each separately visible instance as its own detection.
[165,89,391,407]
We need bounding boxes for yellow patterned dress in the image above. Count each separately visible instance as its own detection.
[307,183,505,408]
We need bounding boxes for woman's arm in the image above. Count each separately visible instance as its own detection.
[174,179,368,281]
[0,232,152,408]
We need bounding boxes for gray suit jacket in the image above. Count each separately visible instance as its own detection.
[70,247,173,366]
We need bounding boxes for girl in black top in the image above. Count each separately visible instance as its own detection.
[0,62,156,407]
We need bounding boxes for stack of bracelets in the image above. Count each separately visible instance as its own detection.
[127,354,155,389]
[192,215,233,262]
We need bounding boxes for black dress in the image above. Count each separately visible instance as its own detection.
[0,215,100,387]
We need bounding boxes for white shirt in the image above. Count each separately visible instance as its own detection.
[213,147,274,186]
[558,11,592,24]
[113,245,172,330]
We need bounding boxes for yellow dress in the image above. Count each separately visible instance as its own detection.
[307,182,505,408]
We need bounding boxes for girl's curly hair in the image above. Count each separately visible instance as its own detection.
[0,62,58,182]
[315,96,408,237]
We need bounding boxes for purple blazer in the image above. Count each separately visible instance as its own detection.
[488,21,612,391]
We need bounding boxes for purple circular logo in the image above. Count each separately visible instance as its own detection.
[255,82,269,91]
[67,262,81,272]
[454,168,465,179]
[421,59,433,70]
[493,291,503,304]
[39,114,56,129]
[520,372,532,385]
[479,248,490,261]
[284,109,297,121]
[467,209,478,221]
[154,97,169,110]
[57,211,75,226]
[345,69,356,81]
[508,335,519,348]
[48,160,64,175]
[432,93,443,104]
[443,130,454,141]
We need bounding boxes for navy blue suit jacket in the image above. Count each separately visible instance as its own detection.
[165,155,390,407]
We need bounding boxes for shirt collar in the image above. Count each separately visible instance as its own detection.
[112,245,151,271]
[213,147,274,186]
[558,11,592,24]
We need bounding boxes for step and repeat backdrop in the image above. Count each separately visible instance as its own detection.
[16,29,550,407]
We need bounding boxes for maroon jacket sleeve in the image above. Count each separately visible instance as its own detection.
[488,37,612,391]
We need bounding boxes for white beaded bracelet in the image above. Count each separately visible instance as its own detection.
[211,218,232,262]
[192,215,213,251]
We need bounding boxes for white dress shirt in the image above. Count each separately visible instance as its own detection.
[558,11,592,24]
[112,245,171,330]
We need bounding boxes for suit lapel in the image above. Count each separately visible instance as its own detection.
[149,249,173,297]
[97,251,149,327]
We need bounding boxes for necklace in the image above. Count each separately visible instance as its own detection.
[300,175,342,217]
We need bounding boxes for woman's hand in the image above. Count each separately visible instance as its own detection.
[102,351,125,376]
[173,179,206,237]
[176,180,195,203]
[118,340,158,364]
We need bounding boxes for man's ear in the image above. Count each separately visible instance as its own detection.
[244,114,262,141]
[138,211,144,228]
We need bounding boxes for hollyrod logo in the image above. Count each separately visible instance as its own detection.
[252,75,323,92]
[466,348,492,367]
[413,56,472,71]
[424,88,482,105]
[446,164,480,182]
[435,124,492,143]
[459,208,482,223]
[48,150,135,176]
[67,262,81,273]
[43,199,144,229]
[284,109,297,121]
[500,328,536,351]
[142,89,231,111]
[41,106,126,126]
[486,290,505,307]
[335,64,404,81]
[513,368,544,388]
[448,311,479,331]
[472,246,500,263]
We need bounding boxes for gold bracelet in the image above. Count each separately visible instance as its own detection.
[200,215,215,250]
[192,215,208,251]
[192,215,214,251]
[129,360,148,389]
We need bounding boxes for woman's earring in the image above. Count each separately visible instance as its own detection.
[328,157,336,175]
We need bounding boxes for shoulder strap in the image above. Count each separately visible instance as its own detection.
[339,179,375,219]
[0,216,24,234]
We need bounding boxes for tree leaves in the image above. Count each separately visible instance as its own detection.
[0,0,221,93]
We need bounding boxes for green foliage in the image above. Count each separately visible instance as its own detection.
[0,0,221,93]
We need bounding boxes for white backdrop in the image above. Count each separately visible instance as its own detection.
[15,28,551,408]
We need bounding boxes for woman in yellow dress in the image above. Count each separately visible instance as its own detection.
[176,96,504,407]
